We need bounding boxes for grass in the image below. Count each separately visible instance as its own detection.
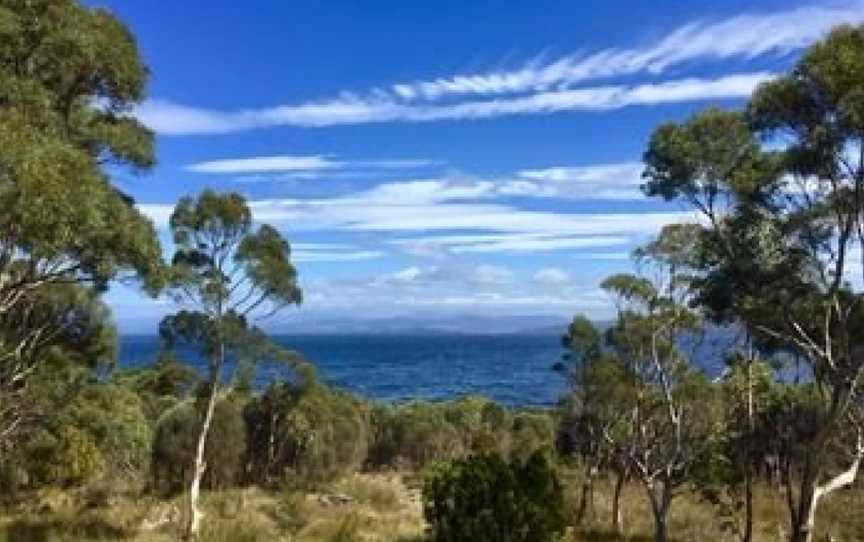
[566,474,864,542]
[0,473,862,541]
[0,475,425,542]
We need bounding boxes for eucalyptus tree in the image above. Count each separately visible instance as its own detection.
[641,24,864,542]
[597,265,718,542]
[559,315,632,532]
[0,0,163,449]
[162,190,302,538]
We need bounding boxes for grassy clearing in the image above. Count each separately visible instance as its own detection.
[1,473,863,541]
[0,474,425,542]
[567,476,864,542]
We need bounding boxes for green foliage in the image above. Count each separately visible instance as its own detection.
[10,382,149,488]
[0,0,162,289]
[61,383,152,476]
[245,384,369,487]
[151,398,247,494]
[422,451,566,542]
[0,0,163,452]
[166,189,301,320]
[510,412,556,464]
[368,397,556,470]
[112,352,199,422]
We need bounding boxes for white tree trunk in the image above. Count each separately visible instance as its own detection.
[791,441,863,542]
[185,380,220,539]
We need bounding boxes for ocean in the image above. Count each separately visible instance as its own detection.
[119,334,569,407]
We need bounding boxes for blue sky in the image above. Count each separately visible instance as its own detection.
[94,0,864,332]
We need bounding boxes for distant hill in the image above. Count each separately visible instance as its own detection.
[270,314,572,336]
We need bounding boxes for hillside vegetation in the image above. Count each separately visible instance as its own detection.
[3,1,864,541]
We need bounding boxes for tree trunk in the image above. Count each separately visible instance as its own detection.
[611,468,626,534]
[574,465,597,526]
[185,337,224,540]
[646,478,672,542]
[789,443,863,542]
[743,467,753,542]
[743,347,754,542]
[185,381,219,539]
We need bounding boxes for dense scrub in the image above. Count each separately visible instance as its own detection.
[422,451,566,542]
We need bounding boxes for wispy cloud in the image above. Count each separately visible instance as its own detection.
[294,249,384,262]
[136,4,864,136]
[514,162,644,199]
[139,73,771,135]
[187,155,338,173]
[186,155,440,174]
[304,265,613,316]
[391,233,633,254]
[533,268,571,287]
[386,4,863,101]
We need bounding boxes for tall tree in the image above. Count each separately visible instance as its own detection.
[598,268,718,542]
[162,189,301,538]
[0,0,163,449]
[559,316,631,533]
[642,26,864,541]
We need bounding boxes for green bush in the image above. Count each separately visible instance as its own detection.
[368,397,520,469]
[422,451,566,542]
[151,397,246,494]
[368,398,556,470]
[15,382,150,488]
[510,412,556,463]
[113,353,199,423]
[244,384,369,486]
[62,383,153,476]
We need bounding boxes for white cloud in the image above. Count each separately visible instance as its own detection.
[513,162,644,199]
[303,267,613,318]
[386,4,862,101]
[534,268,571,286]
[574,252,631,261]
[137,172,695,255]
[393,233,632,254]
[376,264,515,290]
[136,3,864,135]
[293,250,384,263]
[138,73,771,135]
[187,155,339,174]
[186,155,440,174]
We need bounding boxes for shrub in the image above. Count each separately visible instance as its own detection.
[151,397,246,494]
[510,412,556,463]
[368,397,518,469]
[45,427,105,486]
[15,382,150,488]
[422,451,566,542]
[61,383,152,476]
[244,383,369,486]
[113,353,199,423]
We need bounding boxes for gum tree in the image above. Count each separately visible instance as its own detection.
[0,0,163,449]
[597,266,718,542]
[641,26,864,541]
[559,316,632,533]
[162,190,301,538]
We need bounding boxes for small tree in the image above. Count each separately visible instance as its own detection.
[558,315,631,532]
[598,266,720,542]
[162,189,301,538]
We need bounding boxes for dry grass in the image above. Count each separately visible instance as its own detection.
[1,473,863,542]
[567,475,864,542]
[0,474,425,542]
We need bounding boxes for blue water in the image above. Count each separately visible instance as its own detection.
[119,334,568,407]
